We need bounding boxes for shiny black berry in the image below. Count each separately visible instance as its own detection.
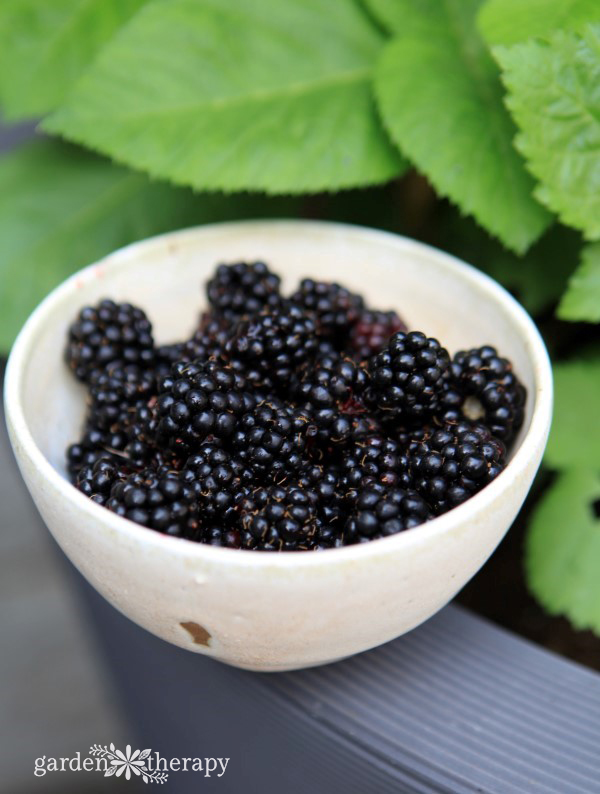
[65,299,154,383]
[408,420,507,515]
[290,279,364,341]
[344,485,431,542]
[154,359,253,454]
[366,331,450,421]
[442,345,526,444]
[207,262,282,321]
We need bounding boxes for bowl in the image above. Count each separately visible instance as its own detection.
[4,221,552,671]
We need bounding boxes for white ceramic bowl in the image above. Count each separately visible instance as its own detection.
[4,221,552,671]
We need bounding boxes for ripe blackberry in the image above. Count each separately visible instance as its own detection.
[290,279,364,340]
[240,483,320,551]
[153,359,253,455]
[350,309,407,360]
[344,485,431,543]
[181,443,254,524]
[88,365,156,432]
[340,435,412,499]
[232,399,315,478]
[408,420,507,515]
[75,457,133,505]
[444,346,526,444]
[225,304,317,387]
[207,261,282,321]
[296,352,372,446]
[155,316,230,375]
[107,467,198,537]
[366,331,450,422]
[65,299,154,383]
[66,426,128,481]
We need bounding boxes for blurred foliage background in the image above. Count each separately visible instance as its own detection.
[0,0,599,634]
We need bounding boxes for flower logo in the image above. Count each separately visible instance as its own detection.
[90,744,168,784]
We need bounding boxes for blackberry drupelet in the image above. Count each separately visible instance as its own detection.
[366,331,450,422]
[65,299,154,383]
[408,420,506,515]
[231,398,316,478]
[153,358,253,454]
[350,309,407,360]
[225,304,318,387]
[240,483,320,551]
[107,467,198,537]
[296,351,371,446]
[344,485,431,543]
[290,279,364,341]
[206,261,282,321]
[445,346,526,444]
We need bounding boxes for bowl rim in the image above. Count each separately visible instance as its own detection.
[4,219,553,570]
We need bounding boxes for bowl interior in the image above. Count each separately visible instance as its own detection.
[14,221,541,480]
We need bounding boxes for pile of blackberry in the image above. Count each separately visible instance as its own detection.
[65,261,526,551]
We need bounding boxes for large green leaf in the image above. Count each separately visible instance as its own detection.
[558,242,600,323]
[0,140,297,352]
[478,0,600,47]
[44,0,404,194]
[496,25,600,240]
[544,358,600,469]
[372,0,551,253]
[439,216,579,316]
[526,470,600,633]
[0,0,148,120]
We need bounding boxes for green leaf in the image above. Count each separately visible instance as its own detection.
[526,470,600,633]
[478,0,600,48]
[44,0,405,194]
[544,358,600,469]
[440,216,579,315]
[373,0,551,254]
[496,25,600,240]
[0,140,298,352]
[558,242,600,323]
[0,0,148,121]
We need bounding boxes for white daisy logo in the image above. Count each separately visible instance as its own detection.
[89,744,168,784]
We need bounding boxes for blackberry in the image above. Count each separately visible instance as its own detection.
[296,352,372,446]
[66,426,127,481]
[88,365,156,432]
[408,420,507,515]
[344,485,431,543]
[181,444,254,524]
[290,279,364,341]
[232,399,316,479]
[225,304,317,388]
[366,331,450,422]
[155,316,230,375]
[240,484,320,551]
[153,359,253,454]
[295,463,345,548]
[443,346,526,444]
[350,309,407,360]
[65,299,154,383]
[340,435,411,499]
[107,467,198,537]
[207,262,282,321]
[75,457,132,505]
